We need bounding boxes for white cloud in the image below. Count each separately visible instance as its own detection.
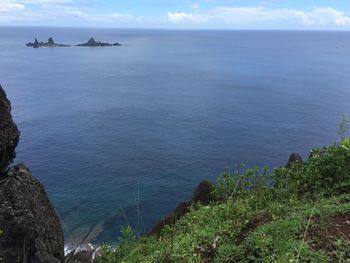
[166,6,350,28]
[0,0,145,25]
[0,1,25,12]
[65,10,83,16]
[167,12,199,23]
[305,7,350,26]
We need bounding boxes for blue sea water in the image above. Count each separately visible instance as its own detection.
[1,27,350,245]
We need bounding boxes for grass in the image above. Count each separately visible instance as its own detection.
[96,138,350,263]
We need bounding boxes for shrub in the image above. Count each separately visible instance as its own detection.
[211,165,271,201]
[274,140,350,197]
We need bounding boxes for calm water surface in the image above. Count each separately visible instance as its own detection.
[0,27,350,244]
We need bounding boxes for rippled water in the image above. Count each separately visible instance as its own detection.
[1,27,350,244]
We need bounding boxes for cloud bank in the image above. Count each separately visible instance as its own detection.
[167,7,350,28]
[1,0,350,29]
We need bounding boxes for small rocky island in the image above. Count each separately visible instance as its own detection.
[76,37,121,47]
[26,37,122,48]
[26,37,70,48]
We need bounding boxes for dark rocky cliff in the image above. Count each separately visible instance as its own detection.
[0,85,64,263]
[0,85,19,172]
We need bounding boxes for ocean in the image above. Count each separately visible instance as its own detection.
[0,27,350,245]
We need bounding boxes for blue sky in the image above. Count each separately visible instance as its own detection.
[1,0,350,29]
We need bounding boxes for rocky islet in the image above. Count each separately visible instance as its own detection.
[26,37,122,48]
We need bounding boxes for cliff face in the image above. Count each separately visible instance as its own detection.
[0,165,65,262]
[0,85,64,263]
[0,85,19,172]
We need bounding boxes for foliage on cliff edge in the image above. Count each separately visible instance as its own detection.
[97,138,350,263]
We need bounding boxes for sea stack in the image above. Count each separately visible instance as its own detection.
[26,37,70,48]
[77,37,122,47]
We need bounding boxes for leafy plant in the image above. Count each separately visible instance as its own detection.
[340,137,350,150]
[211,165,271,201]
[96,244,117,263]
[118,225,137,245]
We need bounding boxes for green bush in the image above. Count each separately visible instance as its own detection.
[211,165,271,201]
[274,140,350,197]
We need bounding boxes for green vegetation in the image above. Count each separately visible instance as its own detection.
[96,136,350,262]
[339,114,348,141]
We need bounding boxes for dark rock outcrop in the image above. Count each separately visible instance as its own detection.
[0,85,19,172]
[286,153,303,168]
[0,165,65,262]
[149,180,214,236]
[0,85,65,263]
[26,37,70,48]
[76,38,121,47]
[25,38,41,48]
[192,180,214,204]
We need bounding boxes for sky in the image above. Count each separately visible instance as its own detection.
[1,0,350,29]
